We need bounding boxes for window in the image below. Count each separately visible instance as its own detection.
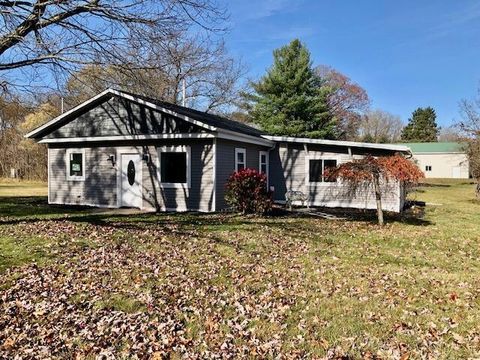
[309,159,337,183]
[259,151,269,186]
[66,149,85,181]
[235,148,246,171]
[425,165,432,172]
[259,151,268,175]
[158,146,190,188]
[161,153,186,183]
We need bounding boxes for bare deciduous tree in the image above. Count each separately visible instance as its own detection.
[0,0,227,91]
[357,109,404,143]
[315,65,370,140]
[459,88,480,197]
[438,126,461,142]
[0,95,51,180]
[63,31,246,113]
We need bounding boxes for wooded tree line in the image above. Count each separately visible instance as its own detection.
[0,0,236,180]
[0,1,476,183]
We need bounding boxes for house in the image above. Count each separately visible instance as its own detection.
[402,142,469,179]
[26,89,411,213]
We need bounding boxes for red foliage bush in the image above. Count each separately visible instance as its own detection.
[324,154,424,225]
[377,155,425,182]
[225,168,272,214]
[325,154,424,184]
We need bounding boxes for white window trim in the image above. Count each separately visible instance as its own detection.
[259,150,269,186]
[305,154,342,186]
[158,145,191,189]
[235,148,246,172]
[66,148,85,181]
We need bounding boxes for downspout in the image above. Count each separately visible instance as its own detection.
[267,140,277,196]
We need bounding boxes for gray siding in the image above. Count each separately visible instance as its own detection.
[269,142,404,212]
[45,96,205,139]
[49,148,86,205]
[49,146,117,207]
[215,139,271,210]
[142,140,214,211]
[48,139,214,211]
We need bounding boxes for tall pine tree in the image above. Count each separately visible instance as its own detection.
[401,107,439,142]
[248,39,336,138]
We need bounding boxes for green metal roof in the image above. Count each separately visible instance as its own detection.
[401,142,465,153]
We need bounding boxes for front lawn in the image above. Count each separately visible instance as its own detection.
[0,180,479,358]
[0,179,47,197]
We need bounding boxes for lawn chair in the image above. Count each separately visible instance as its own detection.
[285,190,309,211]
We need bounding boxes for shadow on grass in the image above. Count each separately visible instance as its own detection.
[0,196,90,218]
[286,206,433,227]
[0,196,433,231]
[0,196,254,236]
[419,183,451,188]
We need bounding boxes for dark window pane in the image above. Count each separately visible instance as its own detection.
[323,160,337,182]
[237,163,245,171]
[237,152,244,163]
[70,153,83,177]
[261,164,267,174]
[161,152,187,183]
[309,160,323,182]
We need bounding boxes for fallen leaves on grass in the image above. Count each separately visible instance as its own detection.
[0,215,479,358]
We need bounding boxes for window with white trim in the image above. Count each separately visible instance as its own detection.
[66,149,85,181]
[259,151,268,176]
[235,148,246,171]
[158,146,191,188]
[309,159,337,183]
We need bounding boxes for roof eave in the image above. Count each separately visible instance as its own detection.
[25,89,113,139]
[262,135,411,154]
[218,128,274,147]
[25,88,219,140]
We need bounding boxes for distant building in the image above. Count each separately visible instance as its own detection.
[404,142,469,179]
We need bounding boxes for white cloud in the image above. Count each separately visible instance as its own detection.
[232,0,303,21]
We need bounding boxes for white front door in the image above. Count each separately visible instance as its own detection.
[120,154,142,208]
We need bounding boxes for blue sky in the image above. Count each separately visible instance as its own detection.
[222,0,480,127]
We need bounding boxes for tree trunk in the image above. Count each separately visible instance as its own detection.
[476,180,480,199]
[373,174,384,226]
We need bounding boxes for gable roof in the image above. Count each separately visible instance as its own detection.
[118,90,267,138]
[24,88,411,154]
[402,142,466,154]
[25,88,267,140]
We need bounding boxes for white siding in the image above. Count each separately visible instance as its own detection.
[412,153,469,179]
[270,143,405,212]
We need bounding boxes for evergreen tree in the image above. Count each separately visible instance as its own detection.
[401,107,439,142]
[248,39,337,138]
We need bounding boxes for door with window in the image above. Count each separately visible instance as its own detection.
[120,154,142,208]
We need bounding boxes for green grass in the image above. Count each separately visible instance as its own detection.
[95,293,147,313]
[0,178,47,197]
[1,179,480,357]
